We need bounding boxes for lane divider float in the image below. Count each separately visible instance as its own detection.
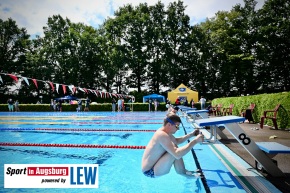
[0,128,156,132]
[0,142,146,149]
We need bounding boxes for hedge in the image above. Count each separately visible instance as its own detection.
[2,92,289,129]
[212,92,290,129]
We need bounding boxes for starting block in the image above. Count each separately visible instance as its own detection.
[195,116,285,177]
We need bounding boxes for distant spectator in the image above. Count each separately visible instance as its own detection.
[199,96,206,110]
[53,100,57,111]
[184,100,188,106]
[148,98,152,112]
[77,100,82,112]
[50,99,54,111]
[7,98,14,112]
[112,98,116,112]
[58,100,63,112]
[154,99,158,111]
[117,98,122,112]
[190,99,195,108]
[14,100,20,112]
[84,97,90,111]
[175,97,180,105]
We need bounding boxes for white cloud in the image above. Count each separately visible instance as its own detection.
[0,0,265,37]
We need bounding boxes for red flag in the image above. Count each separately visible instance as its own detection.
[62,85,66,94]
[8,74,18,83]
[32,79,38,89]
[83,88,88,94]
[48,82,55,92]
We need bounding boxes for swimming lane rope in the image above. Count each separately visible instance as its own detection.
[0,142,146,149]
[0,128,156,132]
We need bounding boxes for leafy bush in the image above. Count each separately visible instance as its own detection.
[212,92,290,129]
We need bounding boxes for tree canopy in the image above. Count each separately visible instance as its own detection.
[1,0,289,103]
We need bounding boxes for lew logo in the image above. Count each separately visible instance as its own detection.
[70,166,98,185]
[179,88,186,92]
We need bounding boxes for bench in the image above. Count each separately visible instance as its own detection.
[195,116,285,177]
[255,142,290,172]
[260,104,281,130]
[222,104,234,116]
[241,103,255,123]
[212,104,223,116]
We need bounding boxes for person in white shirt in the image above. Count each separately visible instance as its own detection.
[199,96,206,110]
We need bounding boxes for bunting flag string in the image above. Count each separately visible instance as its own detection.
[0,72,133,99]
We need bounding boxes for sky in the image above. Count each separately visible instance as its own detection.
[0,0,265,38]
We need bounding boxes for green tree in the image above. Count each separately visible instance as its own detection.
[255,0,290,92]
[0,18,30,91]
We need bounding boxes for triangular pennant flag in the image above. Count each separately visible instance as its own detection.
[68,85,74,94]
[48,82,55,92]
[56,84,59,94]
[0,75,3,84]
[22,77,30,86]
[73,86,76,94]
[83,88,88,94]
[8,74,18,83]
[95,90,99,97]
[62,85,66,94]
[32,79,38,89]
[78,87,85,92]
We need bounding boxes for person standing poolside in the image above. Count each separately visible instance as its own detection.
[7,98,14,112]
[53,100,57,111]
[14,100,20,112]
[112,98,116,112]
[77,99,82,112]
[117,98,122,112]
[154,99,158,111]
[148,98,152,112]
[50,99,54,111]
[199,96,206,110]
[167,106,179,116]
[84,97,90,111]
[141,114,204,178]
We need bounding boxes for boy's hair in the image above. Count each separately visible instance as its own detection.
[164,114,181,125]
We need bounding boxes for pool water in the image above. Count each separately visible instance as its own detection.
[0,112,246,193]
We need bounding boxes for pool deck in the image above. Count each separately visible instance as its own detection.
[225,122,290,192]
[198,115,290,192]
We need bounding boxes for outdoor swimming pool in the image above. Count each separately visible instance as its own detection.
[0,112,246,193]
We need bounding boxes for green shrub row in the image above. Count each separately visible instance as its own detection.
[212,92,290,129]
